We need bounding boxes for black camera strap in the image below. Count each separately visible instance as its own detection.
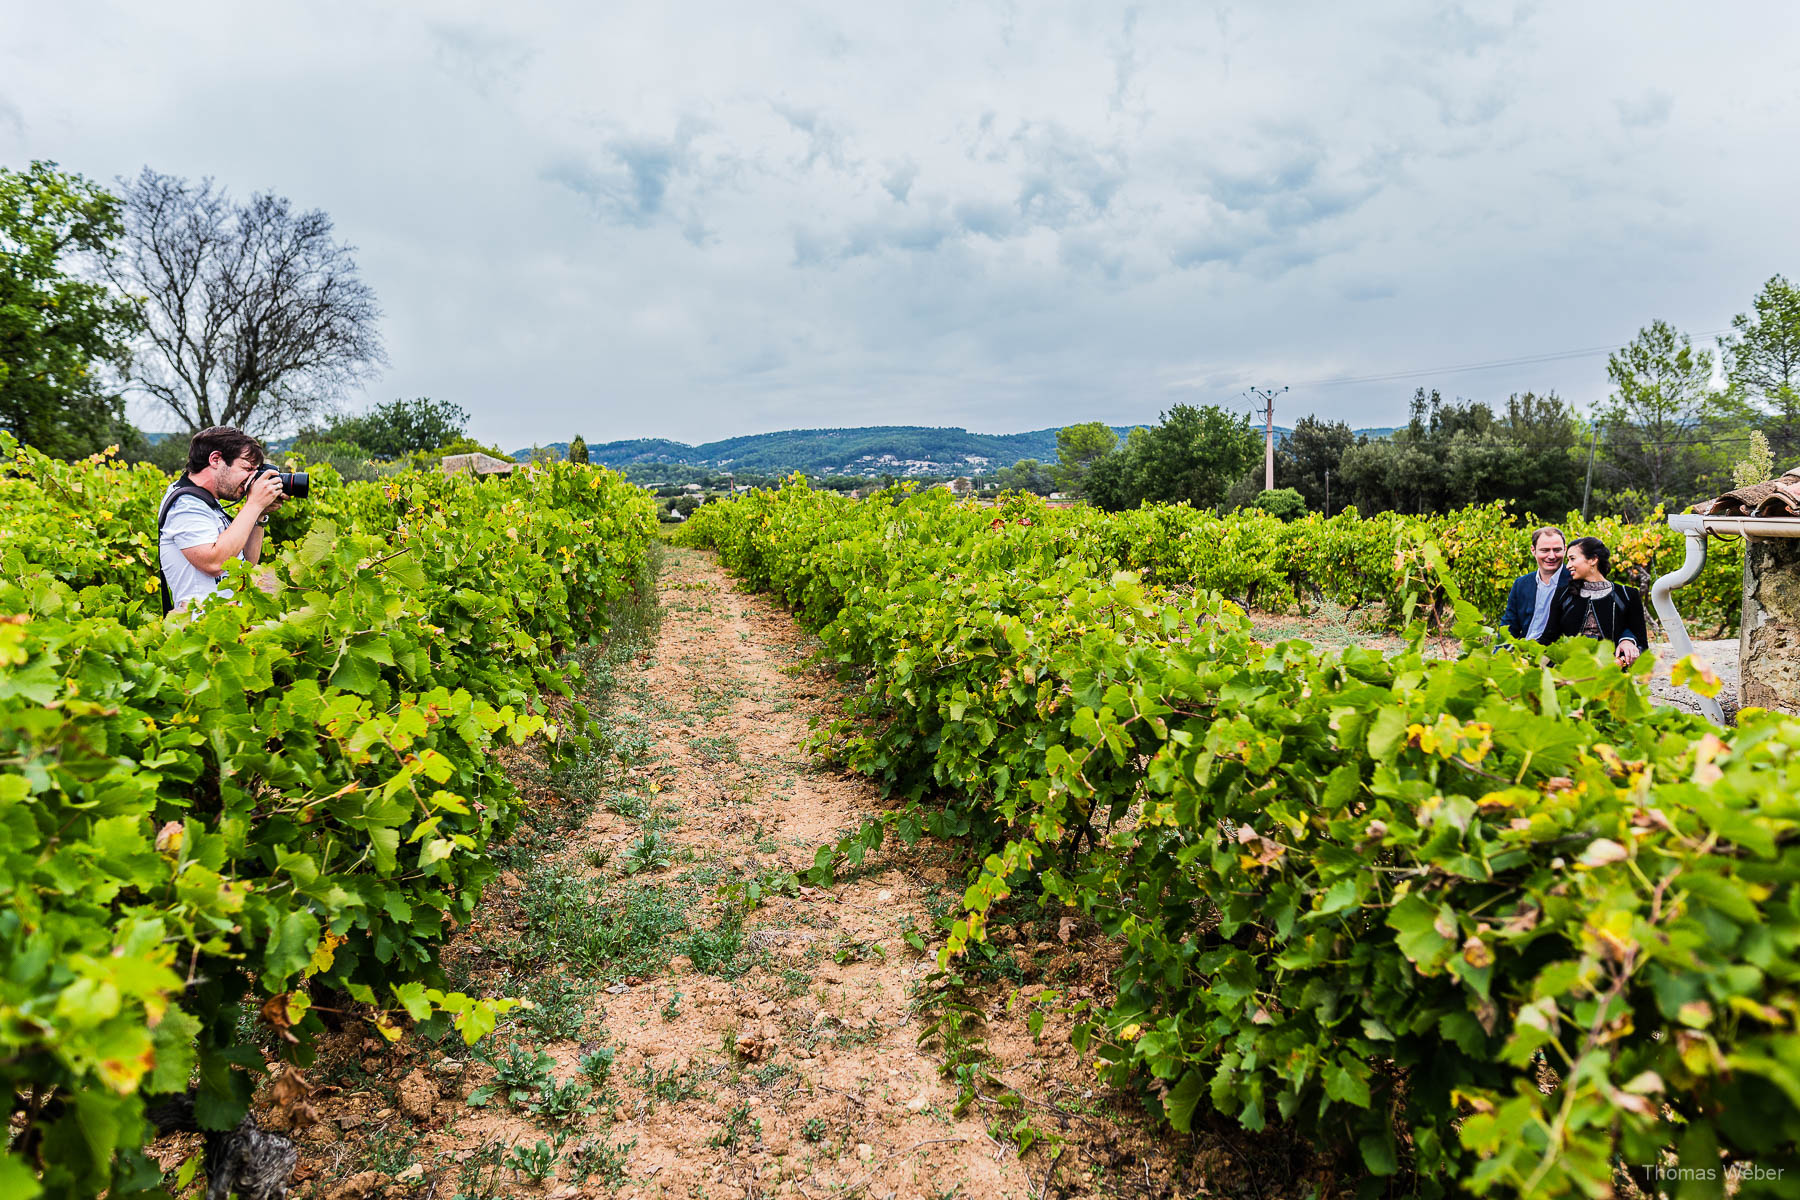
[156,479,228,615]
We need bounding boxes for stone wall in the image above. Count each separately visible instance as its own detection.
[1740,537,1800,714]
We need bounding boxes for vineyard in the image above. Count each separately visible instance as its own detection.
[0,434,658,1198]
[674,481,1799,1198]
[6,448,1796,1198]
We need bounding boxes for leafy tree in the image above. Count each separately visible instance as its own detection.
[1722,274,1800,464]
[1335,389,1584,518]
[1082,406,1259,512]
[569,435,589,464]
[1597,320,1738,512]
[1053,421,1118,496]
[1083,447,1136,511]
[1449,392,1584,519]
[1253,487,1307,520]
[1129,404,1260,510]
[1223,465,1266,512]
[1275,416,1354,511]
[1333,390,1455,515]
[1337,433,1442,515]
[307,397,470,458]
[992,457,1055,494]
[107,168,385,436]
[0,161,140,458]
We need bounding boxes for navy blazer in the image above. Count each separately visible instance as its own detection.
[1499,568,1570,639]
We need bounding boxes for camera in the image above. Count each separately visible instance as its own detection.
[249,462,311,500]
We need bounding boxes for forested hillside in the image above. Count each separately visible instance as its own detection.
[513,424,1404,478]
[514,425,1134,475]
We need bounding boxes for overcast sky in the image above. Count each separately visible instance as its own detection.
[4,1,1797,447]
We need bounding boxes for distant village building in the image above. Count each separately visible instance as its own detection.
[440,452,515,477]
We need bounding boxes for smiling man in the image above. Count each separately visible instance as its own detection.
[1499,525,1571,642]
[157,426,285,612]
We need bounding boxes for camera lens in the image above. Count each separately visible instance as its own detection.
[280,471,311,499]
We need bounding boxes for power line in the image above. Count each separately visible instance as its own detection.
[1294,329,1735,389]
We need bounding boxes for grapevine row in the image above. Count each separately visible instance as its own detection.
[0,436,658,1199]
[676,482,1797,1198]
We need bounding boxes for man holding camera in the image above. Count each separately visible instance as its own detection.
[158,426,285,612]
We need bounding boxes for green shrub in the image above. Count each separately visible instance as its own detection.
[1252,486,1307,520]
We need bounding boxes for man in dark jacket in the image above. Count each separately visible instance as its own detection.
[1498,526,1570,641]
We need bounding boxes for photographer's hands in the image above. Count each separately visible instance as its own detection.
[246,470,285,514]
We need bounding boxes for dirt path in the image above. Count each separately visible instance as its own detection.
[281,546,1209,1200]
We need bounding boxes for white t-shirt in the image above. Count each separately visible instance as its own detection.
[159,488,233,610]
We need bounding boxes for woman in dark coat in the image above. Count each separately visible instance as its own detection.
[1543,535,1649,667]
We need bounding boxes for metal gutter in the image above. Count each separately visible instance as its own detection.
[1650,513,1800,723]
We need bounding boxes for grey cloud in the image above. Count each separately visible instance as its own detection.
[681,211,715,248]
[829,210,959,260]
[613,141,681,218]
[1180,138,1389,268]
[1434,83,1510,129]
[954,199,1019,240]
[1057,230,1129,281]
[792,212,948,264]
[1170,212,1335,277]
[543,125,714,228]
[1170,225,1271,270]
[1013,124,1127,228]
[1262,181,1381,232]
[796,125,1127,264]
[1342,279,1398,302]
[428,21,534,96]
[1202,148,1325,212]
[790,226,833,267]
[1110,7,1143,113]
[13,2,1791,447]
[1428,1,1528,56]
[1617,90,1673,128]
[882,160,919,203]
[772,102,852,171]
[800,192,1037,264]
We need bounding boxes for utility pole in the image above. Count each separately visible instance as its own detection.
[1246,386,1287,492]
[1581,423,1601,521]
[1324,468,1330,517]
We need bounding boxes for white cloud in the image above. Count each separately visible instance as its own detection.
[1,0,1797,446]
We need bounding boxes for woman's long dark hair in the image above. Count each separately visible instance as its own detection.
[1570,535,1611,579]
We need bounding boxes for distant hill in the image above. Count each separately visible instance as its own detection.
[512,426,1142,477]
[513,422,1405,477]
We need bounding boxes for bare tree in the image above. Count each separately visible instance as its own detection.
[107,169,385,435]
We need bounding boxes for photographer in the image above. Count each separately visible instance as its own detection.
[158,426,285,612]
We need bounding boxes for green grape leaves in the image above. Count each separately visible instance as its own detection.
[678,478,1800,1199]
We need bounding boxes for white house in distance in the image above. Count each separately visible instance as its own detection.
[440,452,515,476]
